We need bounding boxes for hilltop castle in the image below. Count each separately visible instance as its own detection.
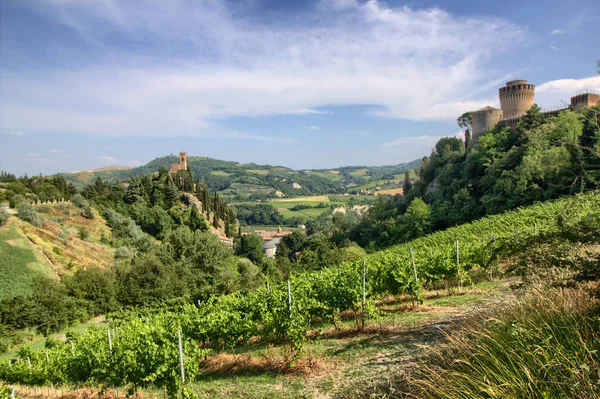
[471,80,600,142]
[169,151,187,174]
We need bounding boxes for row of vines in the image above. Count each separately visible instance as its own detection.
[1,191,598,397]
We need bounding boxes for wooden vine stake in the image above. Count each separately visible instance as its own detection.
[362,259,366,329]
[108,329,113,357]
[456,240,461,292]
[287,280,292,318]
[410,246,418,282]
[489,233,494,281]
[177,330,185,385]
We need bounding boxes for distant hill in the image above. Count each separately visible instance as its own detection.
[59,155,422,200]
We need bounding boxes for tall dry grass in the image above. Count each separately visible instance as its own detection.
[402,284,600,399]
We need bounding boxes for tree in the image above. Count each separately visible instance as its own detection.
[402,198,431,239]
[236,233,265,264]
[457,111,473,132]
[403,170,413,196]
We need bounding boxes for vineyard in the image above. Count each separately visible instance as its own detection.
[1,191,599,398]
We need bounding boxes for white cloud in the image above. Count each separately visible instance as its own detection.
[98,156,119,164]
[535,76,600,108]
[551,29,563,35]
[306,126,320,131]
[550,46,559,51]
[50,149,62,153]
[127,160,143,166]
[7,131,25,136]
[1,0,528,136]
[383,131,465,155]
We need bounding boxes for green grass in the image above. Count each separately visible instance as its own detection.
[210,171,231,177]
[304,171,344,181]
[273,195,331,203]
[0,221,54,300]
[375,286,600,399]
[0,316,107,361]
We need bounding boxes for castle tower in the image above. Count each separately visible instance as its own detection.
[471,106,503,143]
[570,92,600,111]
[179,152,187,171]
[499,80,535,119]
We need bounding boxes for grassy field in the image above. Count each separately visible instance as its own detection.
[246,169,270,175]
[0,203,115,301]
[304,171,344,181]
[0,218,55,300]
[273,195,331,203]
[210,171,231,177]
[349,168,369,177]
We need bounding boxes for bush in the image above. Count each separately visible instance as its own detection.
[81,205,94,220]
[70,193,88,209]
[78,226,90,241]
[0,208,9,226]
[114,246,132,259]
[37,204,52,213]
[16,201,44,227]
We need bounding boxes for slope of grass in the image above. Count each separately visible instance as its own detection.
[366,285,600,399]
[0,219,55,300]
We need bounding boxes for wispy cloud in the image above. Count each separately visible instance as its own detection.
[6,131,25,136]
[383,132,465,154]
[305,126,320,131]
[551,29,563,35]
[127,160,143,167]
[550,46,559,51]
[1,0,528,136]
[98,156,119,164]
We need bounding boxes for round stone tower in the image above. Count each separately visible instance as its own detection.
[499,80,535,119]
[471,106,503,143]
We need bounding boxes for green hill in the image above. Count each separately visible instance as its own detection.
[59,155,421,200]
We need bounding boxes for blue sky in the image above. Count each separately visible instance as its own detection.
[1,0,599,176]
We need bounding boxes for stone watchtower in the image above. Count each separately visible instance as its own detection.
[179,152,187,170]
[499,80,535,119]
[471,106,504,143]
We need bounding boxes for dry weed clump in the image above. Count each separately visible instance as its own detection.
[198,350,330,377]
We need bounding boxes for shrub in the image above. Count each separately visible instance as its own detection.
[16,201,44,227]
[81,205,95,220]
[78,226,90,241]
[114,246,132,259]
[70,193,88,209]
[37,204,51,213]
[0,208,9,226]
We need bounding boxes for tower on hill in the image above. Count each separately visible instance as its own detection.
[169,151,188,174]
[499,80,535,119]
[471,106,503,143]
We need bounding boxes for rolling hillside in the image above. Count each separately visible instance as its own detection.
[59,155,421,199]
[0,203,114,300]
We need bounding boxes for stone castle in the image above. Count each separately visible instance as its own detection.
[471,80,600,142]
[169,151,187,174]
